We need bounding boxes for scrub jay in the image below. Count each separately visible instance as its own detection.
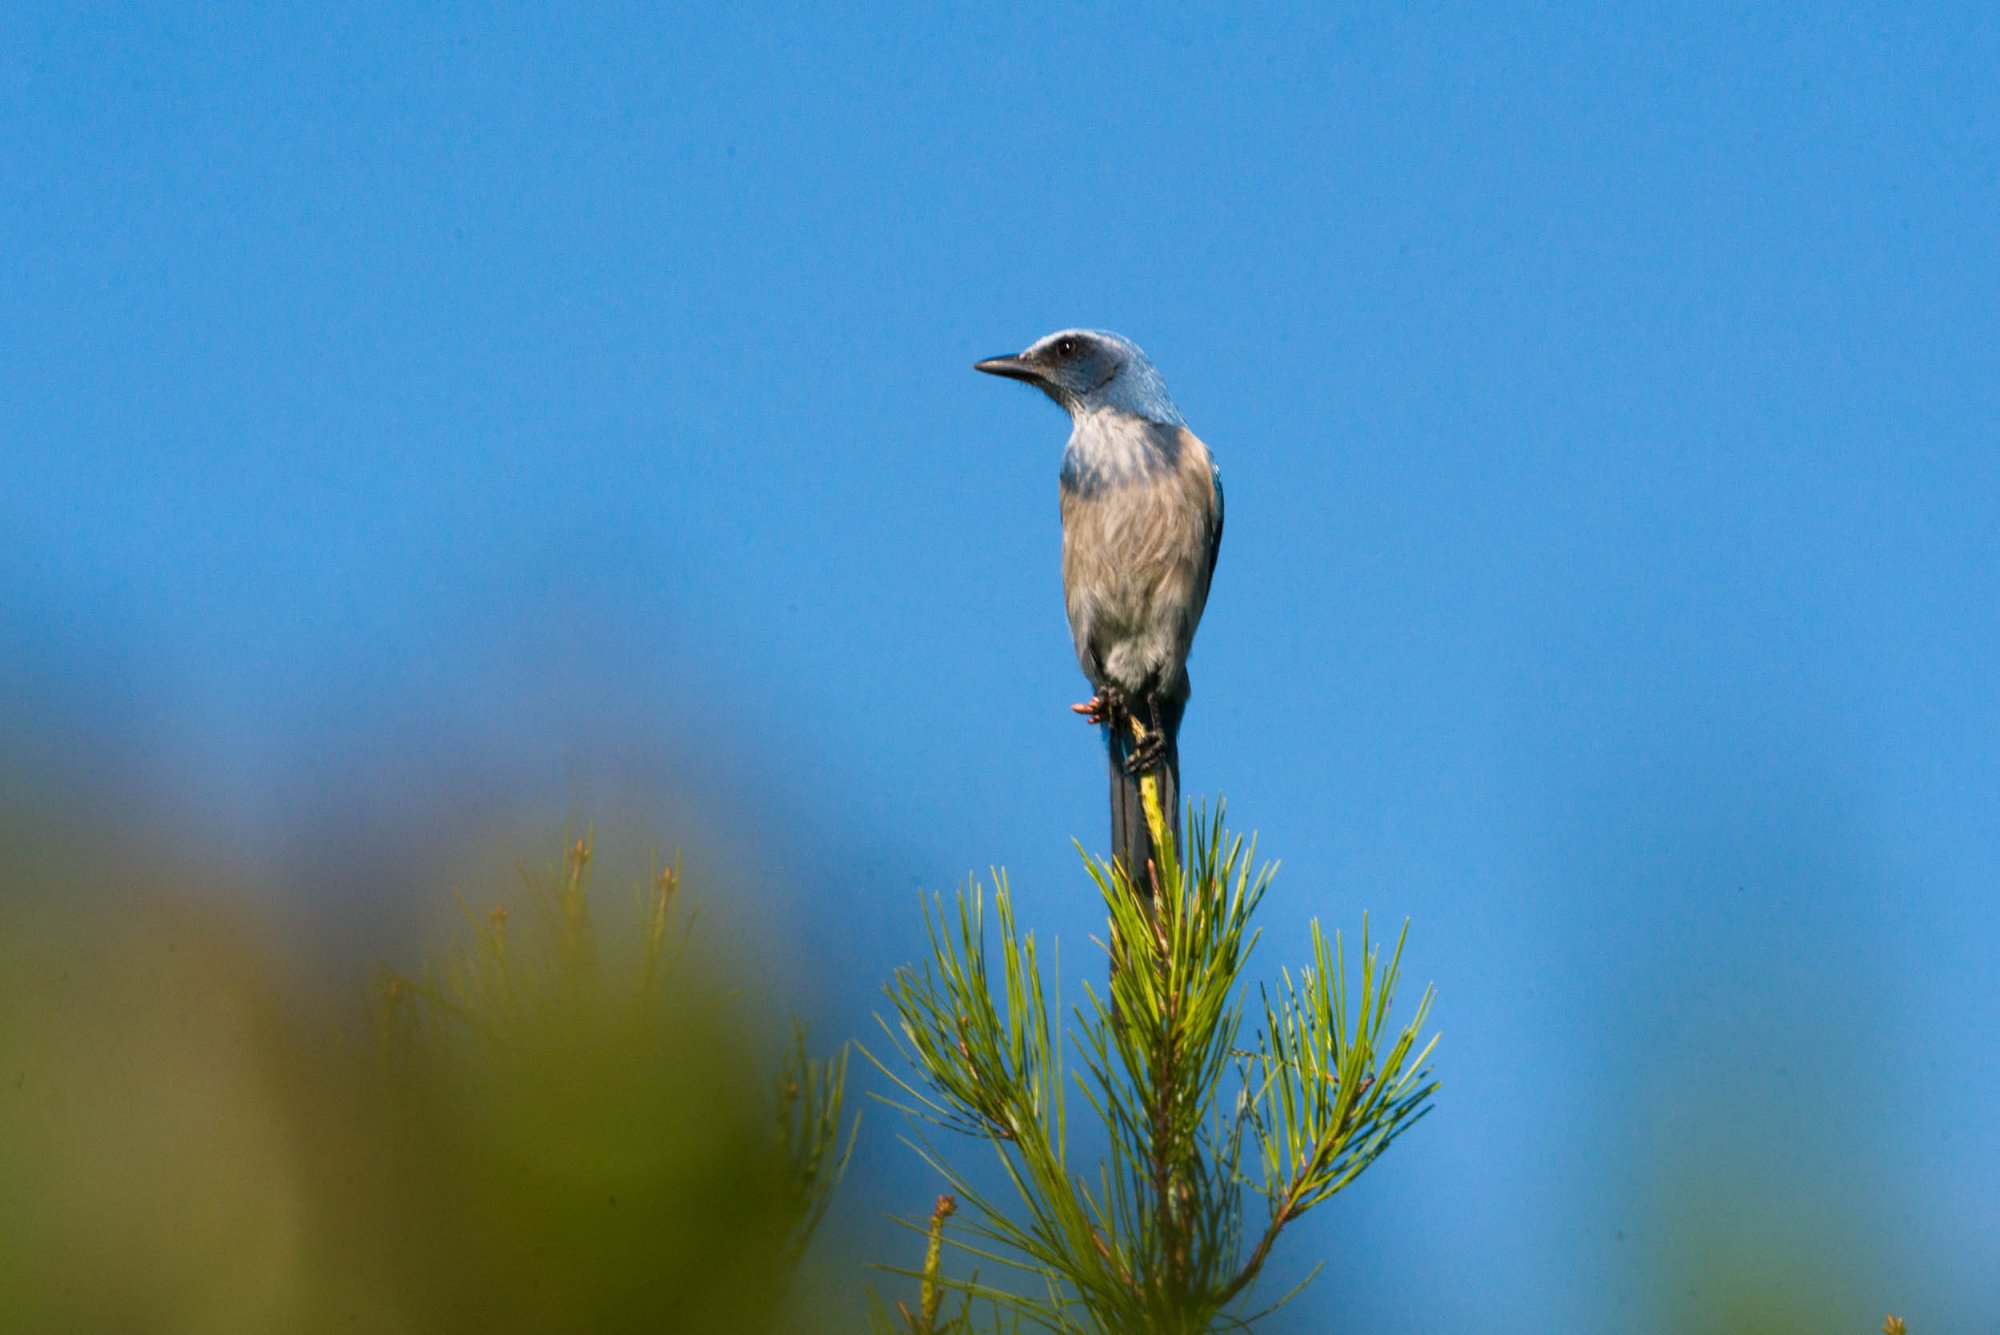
[976,329,1223,866]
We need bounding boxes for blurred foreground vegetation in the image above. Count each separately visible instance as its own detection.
[0,813,851,1333]
[0,783,1921,1332]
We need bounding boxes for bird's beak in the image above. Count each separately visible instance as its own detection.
[974,353,1040,383]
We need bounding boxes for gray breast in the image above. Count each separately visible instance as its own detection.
[1059,413,1184,500]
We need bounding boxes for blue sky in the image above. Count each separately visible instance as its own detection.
[4,4,1997,1328]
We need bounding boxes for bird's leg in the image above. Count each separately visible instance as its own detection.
[1123,693,1170,775]
[1072,684,1126,728]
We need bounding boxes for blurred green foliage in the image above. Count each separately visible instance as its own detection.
[0,822,851,1333]
[0,789,1913,1332]
[368,832,854,1331]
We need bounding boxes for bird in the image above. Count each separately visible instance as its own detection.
[975,329,1223,878]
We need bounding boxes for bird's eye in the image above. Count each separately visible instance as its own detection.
[1055,337,1078,357]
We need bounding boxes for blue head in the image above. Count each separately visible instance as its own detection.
[975,329,1185,427]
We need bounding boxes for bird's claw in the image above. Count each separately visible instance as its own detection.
[1123,726,1168,776]
[1072,687,1126,728]
[1071,694,1113,726]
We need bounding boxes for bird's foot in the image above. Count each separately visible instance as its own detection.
[1123,723,1169,776]
[1071,687,1125,728]
[1070,695,1112,725]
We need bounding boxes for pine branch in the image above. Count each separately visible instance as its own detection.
[869,800,1441,1331]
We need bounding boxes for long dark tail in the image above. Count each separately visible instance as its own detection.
[1108,694,1184,901]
